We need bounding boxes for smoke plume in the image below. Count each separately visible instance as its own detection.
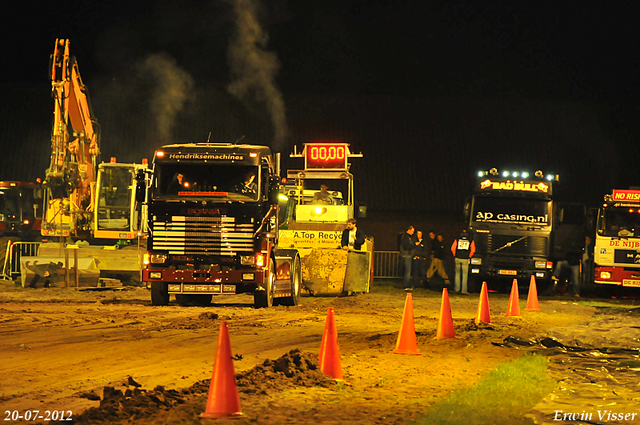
[226,0,288,149]
[136,53,194,143]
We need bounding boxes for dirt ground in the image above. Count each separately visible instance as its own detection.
[0,280,601,425]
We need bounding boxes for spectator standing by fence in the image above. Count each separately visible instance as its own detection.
[399,226,418,291]
[427,233,450,287]
[412,230,428,288]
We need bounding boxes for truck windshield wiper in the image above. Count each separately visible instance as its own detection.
[490,236,527,254]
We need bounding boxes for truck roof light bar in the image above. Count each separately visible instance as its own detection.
[478,168,557,181]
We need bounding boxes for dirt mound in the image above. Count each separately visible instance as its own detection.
[187,348,336,395]
[56,349,334,424]
[236,348,336,394]
[54,385,186,424]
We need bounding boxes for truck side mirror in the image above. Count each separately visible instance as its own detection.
[135,169,148,204]
[268,175,281,204]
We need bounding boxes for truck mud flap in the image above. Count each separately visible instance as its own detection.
[303,248,348,295]
[344,250,371,293]
[301,248,371,295]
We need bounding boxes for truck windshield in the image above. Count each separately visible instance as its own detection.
[154,163,260,201]
[471,196,551,227]
[598,207,640,237]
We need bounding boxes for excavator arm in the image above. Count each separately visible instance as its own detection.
[43,39,100,238]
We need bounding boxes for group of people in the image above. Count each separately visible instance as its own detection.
[399,226,476,293]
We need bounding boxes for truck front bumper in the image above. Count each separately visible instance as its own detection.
[143,268,267,294]
[594,266,640,287]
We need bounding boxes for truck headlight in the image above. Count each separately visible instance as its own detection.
[600,271,611,279]
[241,255,255,266]
[149,271,162,279]
[534,261,547,269]
[150,254,168,264]
[470,258,482,265]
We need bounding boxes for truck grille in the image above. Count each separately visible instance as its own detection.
[151,216,255,255]
[475,234,548,257]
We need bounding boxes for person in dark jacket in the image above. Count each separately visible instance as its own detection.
[427,233,450,286]
[451,229,476,294]
[552,252,581,296]
[399,226,418,291]
[412,230,429,288]
[341,218,365,250]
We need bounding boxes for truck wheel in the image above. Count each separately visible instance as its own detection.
[150,282,169,306]
[254,259,275,308]
[279,257,301,306]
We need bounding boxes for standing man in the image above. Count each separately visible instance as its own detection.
[399,226,418,291]
[341,218,365,251]
[427,233,450,286]
[412,230,428,288]
[451,229,476,294]
[552,252,581,297]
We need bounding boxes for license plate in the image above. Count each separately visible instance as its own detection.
[499,270,517,276]
[622,279,640,287]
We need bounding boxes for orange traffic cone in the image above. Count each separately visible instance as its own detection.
[200,321,243,418]
[392,293,422,354]
[318,307,331,367]
[436,288,456,339]
[505,279,521,317]
[319,307,343,380]
[475,282,491,325]
[525,275,541,311]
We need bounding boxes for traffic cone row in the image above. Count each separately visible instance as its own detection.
[200,276,543,417]
[393,276,542,352]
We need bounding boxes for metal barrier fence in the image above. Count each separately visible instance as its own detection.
[373,251,402,278]
[2,241,41,281]
[2,245,402,281]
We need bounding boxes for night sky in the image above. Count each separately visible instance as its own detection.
[2,1,640,211]
[6,1,639,99]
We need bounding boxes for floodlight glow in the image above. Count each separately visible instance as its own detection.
[522,172,529,178]
[502,171,510,177]
[546,175,553,181]
[512,172,518,177]
[477,171,484,177]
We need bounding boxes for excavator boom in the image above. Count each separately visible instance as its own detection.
[42,39,100,238]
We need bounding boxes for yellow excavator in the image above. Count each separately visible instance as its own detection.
[27,39,149,287]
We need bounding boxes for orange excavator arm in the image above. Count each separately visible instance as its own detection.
[49,38,70,178]
[43,38,100,238]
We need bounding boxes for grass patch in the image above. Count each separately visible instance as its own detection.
[413,353,556,425]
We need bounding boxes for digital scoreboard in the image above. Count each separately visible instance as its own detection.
[304,143,348,170]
